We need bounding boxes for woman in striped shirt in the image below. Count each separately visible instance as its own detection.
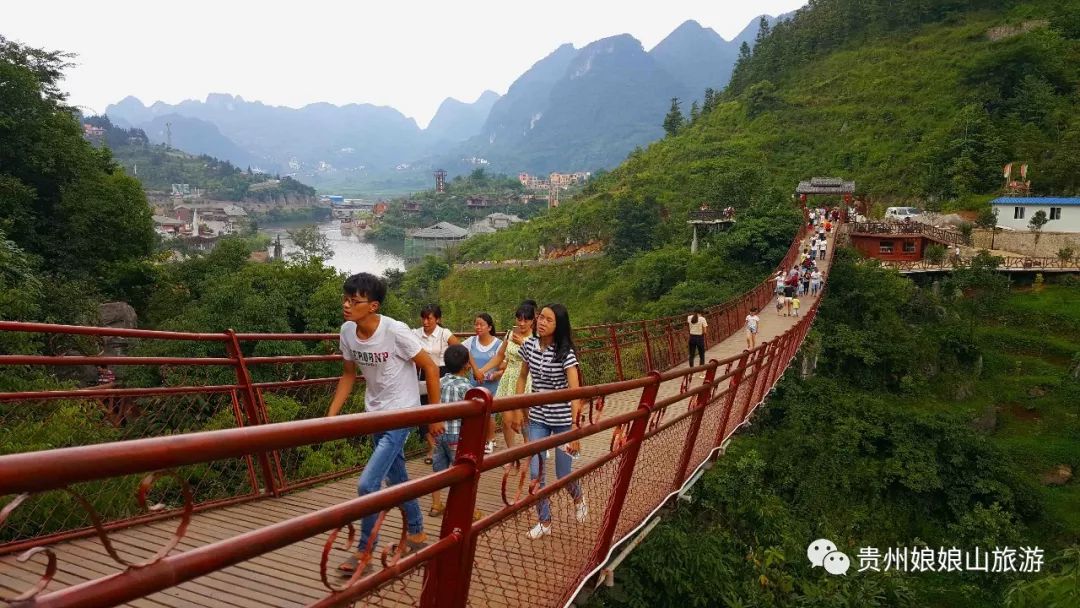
[516,303,588,539]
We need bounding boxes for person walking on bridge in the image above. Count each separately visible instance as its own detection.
[329,273,442,575]
[474,301,537,452]
[464,314,503,454]
[414,304,460,465]
[745,307,761,349]
[516,303,588,539]
[687,310,708,372]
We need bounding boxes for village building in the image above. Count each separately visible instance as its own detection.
[518,171,591,191]
[549,171,591,188]
[152,215,185,239]
[483,212,523,230]
[991,197,1080,232]
[82,123,106,139]
[847,221,967,262]
[465,196,495,209]
[405,221,469,260]
[169,203,247,238]
[469,212,524,236]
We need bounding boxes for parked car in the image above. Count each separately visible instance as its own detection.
[884,206,923,222]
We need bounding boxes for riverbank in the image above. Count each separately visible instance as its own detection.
[259,220,405,276]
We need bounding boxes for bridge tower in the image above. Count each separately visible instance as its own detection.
[434,169,447,194]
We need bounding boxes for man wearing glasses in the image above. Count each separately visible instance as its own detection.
[328,272,444,575]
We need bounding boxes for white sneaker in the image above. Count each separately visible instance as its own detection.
[575,499,589,523]
[526,523,552,539]
[484,440,495,454]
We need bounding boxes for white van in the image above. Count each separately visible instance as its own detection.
[884,206,922,222]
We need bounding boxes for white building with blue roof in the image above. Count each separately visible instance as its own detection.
[991,197,1080,232]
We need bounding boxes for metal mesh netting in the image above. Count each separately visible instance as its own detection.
[351,562,429,607]
[688,396,726,480]
[0,391,256,548]
[611,415,692,545]
[466,454,624,608]
[253,381,370,492]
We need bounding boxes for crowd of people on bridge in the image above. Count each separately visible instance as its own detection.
[774,208,833,319]
[328,272,589,574]
[325,207,836,576]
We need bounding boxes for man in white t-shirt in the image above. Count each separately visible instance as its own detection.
[328,273,443,576]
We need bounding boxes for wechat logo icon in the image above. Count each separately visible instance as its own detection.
[808,538,851,575]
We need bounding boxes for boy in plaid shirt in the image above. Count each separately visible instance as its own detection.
[428,344,471,516]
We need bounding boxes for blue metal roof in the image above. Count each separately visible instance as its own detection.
[991,197,1080,206]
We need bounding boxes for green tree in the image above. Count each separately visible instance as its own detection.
[1028,210,1049,256]
[0,36,155,300]
[689,100,700,123]
[745,80,780,119]
[944,250,1008,342]
[925,243,947,265]
[608,196,662,262]
[1004,547,1080,608]
[287,225,333,263]
[975,207,1001,250]
[396,256,450,317]
[702,87,718,113]
[662,97,684,137]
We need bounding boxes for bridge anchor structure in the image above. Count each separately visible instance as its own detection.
[687,205,736,253]
[1,210,836,608]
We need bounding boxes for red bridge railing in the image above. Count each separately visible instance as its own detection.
[0,210,822,607]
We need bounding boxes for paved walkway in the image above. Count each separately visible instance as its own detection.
[1,232,833,608]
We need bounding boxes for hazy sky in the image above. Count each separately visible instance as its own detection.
[6,0,806,128]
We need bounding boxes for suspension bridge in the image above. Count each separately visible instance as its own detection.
[1,215,832,608]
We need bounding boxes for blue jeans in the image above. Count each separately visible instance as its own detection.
[528,420,582,523]
[356,428,424,551]
[432,433,459,472]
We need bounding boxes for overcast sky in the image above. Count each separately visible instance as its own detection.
[6,0,806,128]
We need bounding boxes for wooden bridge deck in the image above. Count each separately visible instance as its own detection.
[1,234,832,608]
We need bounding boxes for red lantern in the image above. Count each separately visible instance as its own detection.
[799,193,807,203]
[843,193,852,204]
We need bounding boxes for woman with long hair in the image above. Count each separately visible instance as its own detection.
[687,309,707,373]
[475,300,536,451]
[463,313,503,454]
[515,303,587,539]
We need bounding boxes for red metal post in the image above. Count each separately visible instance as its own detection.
[229,389,261,496]
[764,335,787,393]
[421,387,492,608]
[665,324,677,370]
[609,326,624,381]
[226,329,280,497]
[588,371,661,570]
[642,322,654,371]
[672,363,717,489]
[749,343,774,407]
[715,350,750,447]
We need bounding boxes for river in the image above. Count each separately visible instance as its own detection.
[259,220,406,276]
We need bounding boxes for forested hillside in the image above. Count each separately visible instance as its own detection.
[83,115,317,202]
[588,256,1080,608]
[438,0,1080,327]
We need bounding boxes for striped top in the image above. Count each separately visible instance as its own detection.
[519,336,579,427]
